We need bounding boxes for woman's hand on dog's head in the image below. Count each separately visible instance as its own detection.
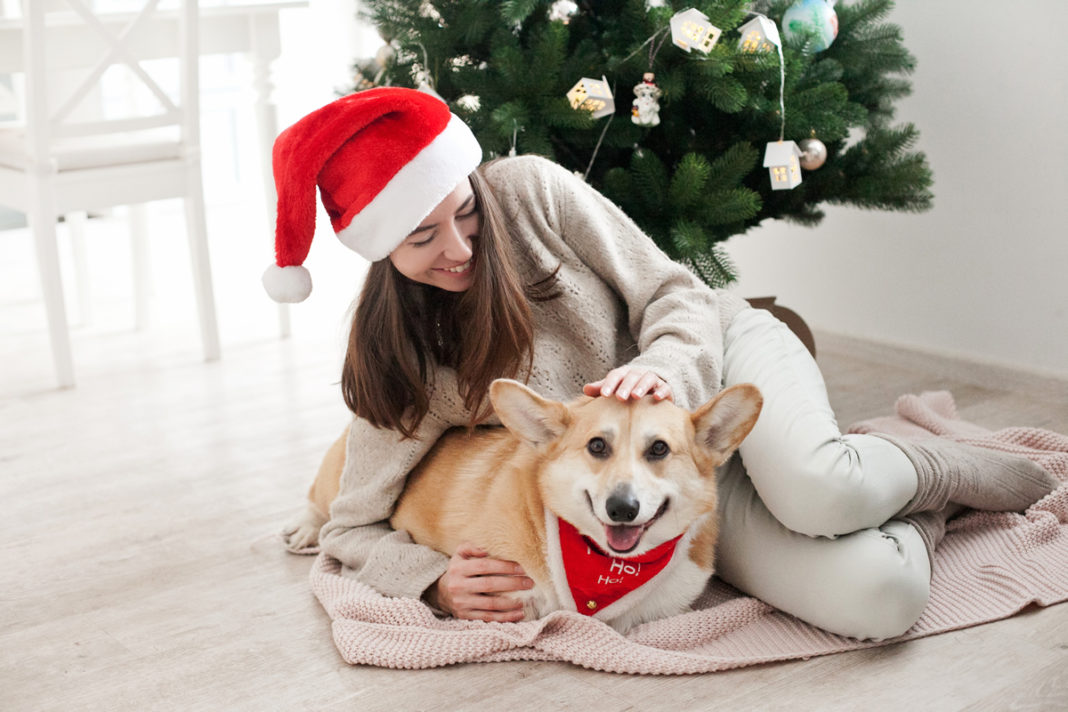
[425,543,534,622]
[584,366,673,402]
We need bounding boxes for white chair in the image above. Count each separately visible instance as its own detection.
[0,0,220,388]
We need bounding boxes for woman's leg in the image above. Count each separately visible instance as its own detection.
[721,307,1057,537]
[722,307,917,537]
[715,454,930,640]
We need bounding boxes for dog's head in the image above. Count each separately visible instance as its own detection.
[489,380,763,558]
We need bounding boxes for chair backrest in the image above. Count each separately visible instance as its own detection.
[19,0,199,161]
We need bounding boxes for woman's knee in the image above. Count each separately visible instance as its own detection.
[754,455,886,538]
[824,525,931,640]
[745,435,917,538]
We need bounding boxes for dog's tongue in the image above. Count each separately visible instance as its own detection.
[606,524,643,553]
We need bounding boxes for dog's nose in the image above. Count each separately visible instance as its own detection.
[605,485,640,523]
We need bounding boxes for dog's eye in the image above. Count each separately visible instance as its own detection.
[647,440,670,460]
[587,437,608,457]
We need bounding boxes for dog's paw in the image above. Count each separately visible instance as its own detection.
[281,506,327,554]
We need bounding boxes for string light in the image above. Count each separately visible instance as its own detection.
[566,76,615,119]
[669,8,722,54]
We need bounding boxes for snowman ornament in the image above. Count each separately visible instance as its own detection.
[631,73,662,127]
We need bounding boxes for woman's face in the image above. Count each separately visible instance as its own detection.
[389,179,479,292]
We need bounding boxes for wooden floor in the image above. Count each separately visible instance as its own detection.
[2,205,1066,711]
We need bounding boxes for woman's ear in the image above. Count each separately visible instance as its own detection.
[489,379,570,448]
[691,384,763,461]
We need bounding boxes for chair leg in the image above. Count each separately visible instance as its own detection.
[28,185,75,388]
[128,204,151,330]
[183,165,220,361]
[65,210,91,327]
[277,303,291,339]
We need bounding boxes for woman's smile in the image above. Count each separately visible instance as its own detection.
[435,258,473,274]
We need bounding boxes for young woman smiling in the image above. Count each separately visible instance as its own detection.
[265,88,1055,639]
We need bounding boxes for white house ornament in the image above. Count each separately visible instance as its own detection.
[737,15,781,54]
[798,136,827,170]
[782,0,839,53]
[631,73,662,127]
[670,8,722,54]
[549,0,579,24]
[764,140,803,190]
[567,75,615,119]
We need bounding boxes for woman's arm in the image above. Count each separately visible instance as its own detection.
[498,156,743,409]
[317,415,452,600]
[318,413,532,619]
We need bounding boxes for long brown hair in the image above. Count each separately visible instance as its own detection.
[341,164,559,439]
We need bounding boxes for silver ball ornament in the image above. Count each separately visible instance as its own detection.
[799,137,827,170]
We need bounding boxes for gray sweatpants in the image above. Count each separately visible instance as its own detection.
[715,307,929,640]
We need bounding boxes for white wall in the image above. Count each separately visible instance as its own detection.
[727,0,1068,379]
[275,0,371,125]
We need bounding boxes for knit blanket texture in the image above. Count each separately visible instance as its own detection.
[307,391,1068,674]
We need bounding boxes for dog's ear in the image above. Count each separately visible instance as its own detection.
[490,379,570,448]
[691,383,763,460]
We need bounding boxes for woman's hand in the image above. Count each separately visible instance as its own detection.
[583,366,673,402]
[426,543,534,622]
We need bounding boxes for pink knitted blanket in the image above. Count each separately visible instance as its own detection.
[309,391,1068,674]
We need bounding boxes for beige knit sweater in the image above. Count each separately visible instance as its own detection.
[318,155,749,599]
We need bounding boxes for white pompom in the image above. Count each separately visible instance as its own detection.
[262,264,312,303]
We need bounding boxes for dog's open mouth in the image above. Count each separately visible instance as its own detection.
[603,499,669,554]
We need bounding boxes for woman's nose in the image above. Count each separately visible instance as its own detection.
[441,221,473,260]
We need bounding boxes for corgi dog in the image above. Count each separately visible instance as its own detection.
[285,379,762,632]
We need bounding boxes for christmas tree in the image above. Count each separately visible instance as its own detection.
[354,0,933,286]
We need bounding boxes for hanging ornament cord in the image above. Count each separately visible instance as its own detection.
[648,26,671,69]
[583,27,669,180]
[775,34,786,141]
[413,41,433,88]
[618,26,671,68]
[583,108,614,181]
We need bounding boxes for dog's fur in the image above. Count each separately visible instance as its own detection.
[284,379,762,631]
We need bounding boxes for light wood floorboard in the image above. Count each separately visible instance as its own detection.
[1,206,1065,711]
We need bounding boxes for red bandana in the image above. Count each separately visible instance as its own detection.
[558,518,683,615]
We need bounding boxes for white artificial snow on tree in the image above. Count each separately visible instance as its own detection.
[549,1,579,24]
[456,94,481,112]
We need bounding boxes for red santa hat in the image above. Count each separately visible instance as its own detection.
[262,87,483,303]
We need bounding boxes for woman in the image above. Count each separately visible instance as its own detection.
[265,88,1055,640]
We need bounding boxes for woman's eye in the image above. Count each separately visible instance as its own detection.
[587,437,608,457]
[648,440,669,459]
[457,210,480,227]
[410,234,434,247]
